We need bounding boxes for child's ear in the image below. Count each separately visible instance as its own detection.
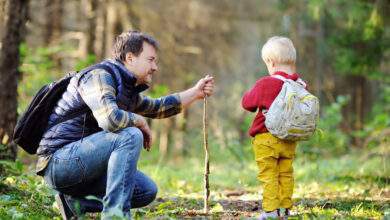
[265,59,275,67]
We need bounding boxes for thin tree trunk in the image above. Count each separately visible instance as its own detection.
[44,0,63,45]
[315,11,324,101]
[104,1,134,58]
[0,0,28,161]
[84,0,98,55]
[0,0,6,34]
[158,119,171,157]
[173,110,186,159]
[95,0,107,60]
[44,0,62,68]
[354,76,365,147]
[105,1,118,58]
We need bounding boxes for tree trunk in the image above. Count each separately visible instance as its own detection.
[104,0,134,58]
[353,76,366,147]
[44,0,63,45]
[84,0,98,55]
[158,119,171,157]
[0,0,6,34]
[0,0,29,161]
[43,0,62,68]
[95,0,108,60]
[105,1,119,58]
[173,110,187,160]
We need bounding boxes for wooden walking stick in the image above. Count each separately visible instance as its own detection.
[203,91,210,214]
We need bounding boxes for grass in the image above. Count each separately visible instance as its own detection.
[0,147,388,219]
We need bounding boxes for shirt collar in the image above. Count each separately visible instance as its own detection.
[273,71,300,81]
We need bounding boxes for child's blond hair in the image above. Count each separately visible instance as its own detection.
[261,36,296,65]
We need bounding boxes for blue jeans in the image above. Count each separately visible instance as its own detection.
[43,127,157,219]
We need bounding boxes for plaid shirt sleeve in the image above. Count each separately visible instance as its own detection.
[78,69,136,132]
[134,94,182,118]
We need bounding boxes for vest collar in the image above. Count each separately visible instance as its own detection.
[106,59,149,93]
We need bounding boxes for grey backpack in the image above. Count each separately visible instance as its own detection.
[264,75,319,141]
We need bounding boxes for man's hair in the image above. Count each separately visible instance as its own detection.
[112,30,159,61]
[261,36,296,65]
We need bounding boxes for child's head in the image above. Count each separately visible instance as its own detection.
[261,36,296,74]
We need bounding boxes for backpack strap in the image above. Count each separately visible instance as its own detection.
[77,63,118,88]
[296,78,307,87]
[47,63,117,130]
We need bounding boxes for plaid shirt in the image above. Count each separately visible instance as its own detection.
[79,68,182,131]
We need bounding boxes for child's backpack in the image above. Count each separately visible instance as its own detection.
[13,64,115,154]
[264,75,319,141]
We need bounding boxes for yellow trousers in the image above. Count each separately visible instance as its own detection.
[252,132,296,211]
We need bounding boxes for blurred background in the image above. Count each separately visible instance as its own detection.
[0,0,389,218]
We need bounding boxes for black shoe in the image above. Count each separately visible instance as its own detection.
[55,193,77,220]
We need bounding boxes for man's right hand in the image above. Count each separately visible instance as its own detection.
[133,115,152,151]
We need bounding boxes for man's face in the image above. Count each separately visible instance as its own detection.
[124,42,158,86]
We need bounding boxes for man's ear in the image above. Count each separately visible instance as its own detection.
[125,52,134,64]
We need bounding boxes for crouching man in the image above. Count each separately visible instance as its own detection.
[36,30,214,219]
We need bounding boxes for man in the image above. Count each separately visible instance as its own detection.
[36,31,215,219]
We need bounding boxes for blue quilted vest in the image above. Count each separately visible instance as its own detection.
[37,59,148,156]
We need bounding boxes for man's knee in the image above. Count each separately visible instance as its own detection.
[131,180,158,208]
[148,181,158,200]
[137,182,158,208]
[117,127,144,147]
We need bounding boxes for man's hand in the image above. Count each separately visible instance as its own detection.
[179,75,215,108]
[133,115,152,151]
[193,75,215,99]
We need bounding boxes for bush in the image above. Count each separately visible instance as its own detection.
[299,96,351,158]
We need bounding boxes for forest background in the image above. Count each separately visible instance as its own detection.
[0,0,389,219]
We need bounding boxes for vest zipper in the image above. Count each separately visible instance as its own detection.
[81,114,86,143]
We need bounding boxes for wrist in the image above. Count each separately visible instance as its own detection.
[133,114,145,127]
[190,86,202,100]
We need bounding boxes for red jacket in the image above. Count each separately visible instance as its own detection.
[241,71,303,137]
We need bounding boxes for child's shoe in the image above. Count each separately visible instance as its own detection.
[258,209,280,220]
[280,208,291,219]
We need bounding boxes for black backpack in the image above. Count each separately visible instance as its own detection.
[13,64,115,154]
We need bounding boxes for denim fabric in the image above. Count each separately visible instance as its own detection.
[44,127,157,219]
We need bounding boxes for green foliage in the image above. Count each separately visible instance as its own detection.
[0,160,58,219]
[2,148,387,219]
[18,44,65,114]
[354,84,390,149]
[74,54,97,71]
[137,149,388,218]
[313,0,387,79]
[299,96,351,157]
[18,43,92,114]
[148,84,170,98]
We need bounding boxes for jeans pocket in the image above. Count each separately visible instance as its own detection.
[51,157,85,189]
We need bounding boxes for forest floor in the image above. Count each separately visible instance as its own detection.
[1,149,389,219]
